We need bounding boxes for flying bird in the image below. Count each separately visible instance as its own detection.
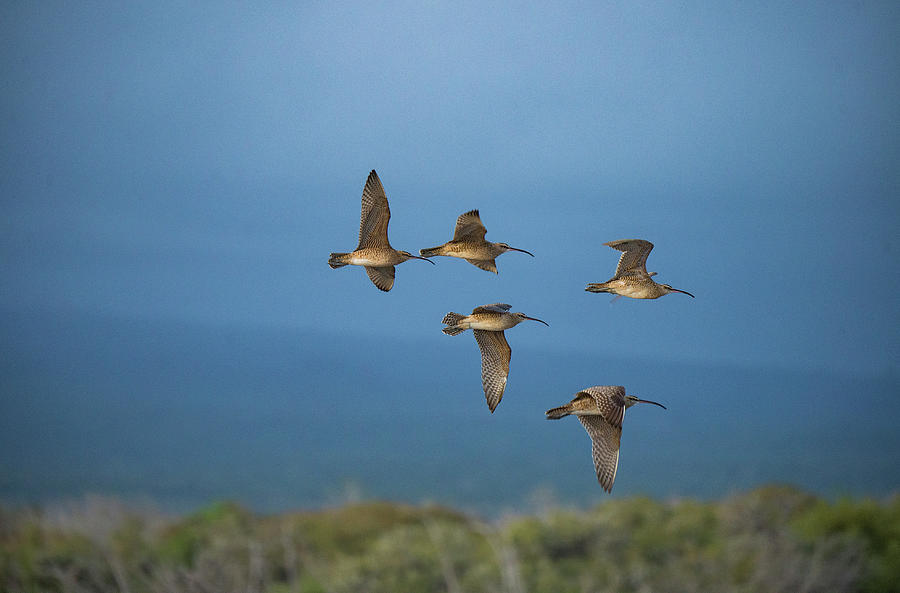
[328,170,433,291]
[442,303,548,412]
[545,385,666,492]
[419,209,533,273]
[585,239,694,299]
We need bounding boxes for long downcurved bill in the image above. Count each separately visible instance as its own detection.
[523,316,549,327]
[635,398,667,410]
[507,246,534,257]
[409,255,436,264]
[671,287,694,298]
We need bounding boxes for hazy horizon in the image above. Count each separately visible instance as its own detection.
[2,305,896,515]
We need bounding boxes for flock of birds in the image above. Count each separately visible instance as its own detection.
[328,170,693,492]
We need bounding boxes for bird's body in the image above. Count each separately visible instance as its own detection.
[338,247,412,268]
[442,306,535,333]
[420,210,533,273]
[441,304,548,412]
[545,385,666,492]
[424,240,506,263]
[328,170,433,291]
[586,239,693,299]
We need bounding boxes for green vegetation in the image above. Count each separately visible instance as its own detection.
[2,485,898,593]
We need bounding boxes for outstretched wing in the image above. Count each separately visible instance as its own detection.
[364,265,395,292]
[473,329,511,412]
[579,385,627,428]
[452,209,487,241]
[357,170,392,249]
[604,239,653,277]
[577,415,622,492]
[464,258,498,273]
[472,303,511,314]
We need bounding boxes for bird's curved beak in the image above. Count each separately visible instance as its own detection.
[410,255,436,264]
[524,316,549,327]
[671,287,694,298]
[507,246,534,257]
[636,398,667,410]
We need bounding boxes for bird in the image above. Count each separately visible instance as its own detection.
[545,385,666,492]
[585,239,694,299]
[441,303,548,412]
[328,170,434,291]
[419,209,533,273]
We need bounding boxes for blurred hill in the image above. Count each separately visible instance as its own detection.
[2,486,899,593]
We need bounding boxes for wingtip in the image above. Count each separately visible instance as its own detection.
[597,476,613,493]
[366,169,381,186]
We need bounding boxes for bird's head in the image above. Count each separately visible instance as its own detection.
[660,283,694,298]
[625,395,667,410]
[497,243,534,257]
[513,312,549,326]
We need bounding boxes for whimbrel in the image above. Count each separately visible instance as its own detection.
[328,170,433,291]
[586,239,694,299]
[420,210,533,273]
[545,385,666,492]
[442,303,548,412]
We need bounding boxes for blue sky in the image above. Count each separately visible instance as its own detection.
[2,0,898,377]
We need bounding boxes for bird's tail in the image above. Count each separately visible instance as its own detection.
[441,312,466,335]
[545,404,572,419]
[419,245,444,258]
[328,253,350,269]
[585,282,610,293]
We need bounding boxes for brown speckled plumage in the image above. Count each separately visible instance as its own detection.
[546,385,666,492]
[328,170,433,291]
[585,239,694,300]
[441,304,548,412]
[420,210,533,273]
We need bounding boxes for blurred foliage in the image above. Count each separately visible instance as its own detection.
[1,485,898,593]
